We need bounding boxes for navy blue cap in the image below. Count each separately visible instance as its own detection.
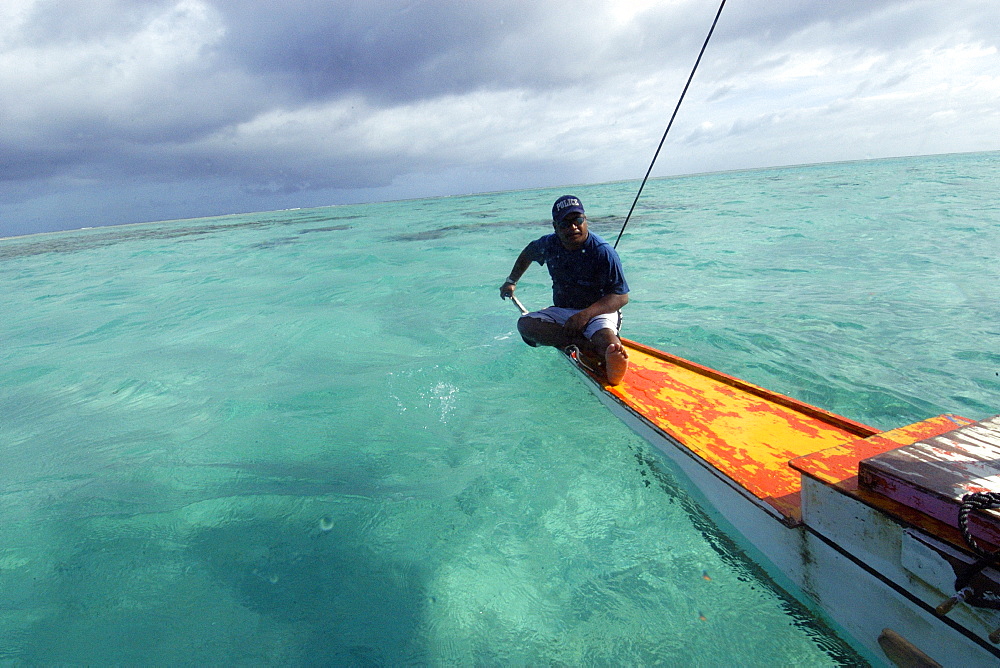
[552,195,585,224]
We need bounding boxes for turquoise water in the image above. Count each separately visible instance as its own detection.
[1,152,997,665]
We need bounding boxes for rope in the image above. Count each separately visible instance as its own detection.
[613,0,728,250]
[958,492,1000,558]
[952,492,1000,610]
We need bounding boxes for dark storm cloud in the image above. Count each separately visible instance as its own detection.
[206,0,718,106]
[210,1,545,104]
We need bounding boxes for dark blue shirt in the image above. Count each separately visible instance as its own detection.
[525,232,629,309]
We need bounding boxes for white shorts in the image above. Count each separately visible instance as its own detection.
[523,306,622,340]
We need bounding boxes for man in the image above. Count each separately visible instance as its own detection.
[500,195,630,385]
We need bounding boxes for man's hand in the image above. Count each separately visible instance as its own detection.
[564,309,591,334]
[500,279,516,300]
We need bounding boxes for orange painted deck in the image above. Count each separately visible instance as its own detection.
[600,339,880,523]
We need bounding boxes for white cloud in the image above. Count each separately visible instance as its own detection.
[0,0,229,138]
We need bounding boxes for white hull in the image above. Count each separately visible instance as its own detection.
[568,361,1000,666]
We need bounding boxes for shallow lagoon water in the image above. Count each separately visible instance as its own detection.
[1,152,998,664]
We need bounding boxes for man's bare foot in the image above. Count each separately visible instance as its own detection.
[604,342,629,385]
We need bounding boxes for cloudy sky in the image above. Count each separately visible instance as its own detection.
[2,0,998,237]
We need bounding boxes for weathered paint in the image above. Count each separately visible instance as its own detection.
[592,340,990,550]
[598,339,878,522]
[790,415,976,491]
[790,414,999,553]
[860,415,1000,548]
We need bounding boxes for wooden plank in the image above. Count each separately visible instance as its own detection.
[859,415,1000,547]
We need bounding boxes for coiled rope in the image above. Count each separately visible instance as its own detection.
[614,0,727,250]
[958,492,1000,558]
[952,492,1000,609]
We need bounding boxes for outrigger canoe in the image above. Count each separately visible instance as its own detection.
[561,333,1000,667]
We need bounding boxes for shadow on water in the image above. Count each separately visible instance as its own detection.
[12,504,430,665]
[188,516,429,665]
[4,446,461,664]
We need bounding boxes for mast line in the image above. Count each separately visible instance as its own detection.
[614,0,728,249]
